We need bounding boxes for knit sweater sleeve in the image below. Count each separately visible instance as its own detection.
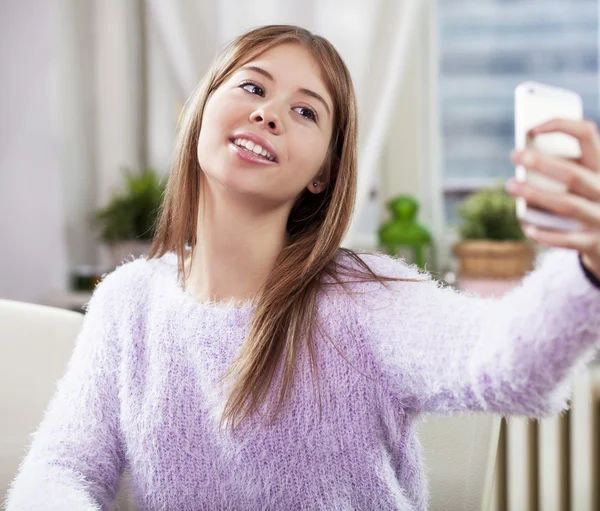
[3,265,130,511]
[351,248,600,418]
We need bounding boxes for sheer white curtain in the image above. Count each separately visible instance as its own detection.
[146,0,443,254]
[53,0,148,272]
[0,0,65,302]
[379,0,447,269]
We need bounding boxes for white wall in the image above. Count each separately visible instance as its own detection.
[0,0,147,302]
[0,0,66,302]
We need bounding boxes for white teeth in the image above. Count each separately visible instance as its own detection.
[233,138,275,161]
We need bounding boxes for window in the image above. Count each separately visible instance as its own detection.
[438,0,599,226]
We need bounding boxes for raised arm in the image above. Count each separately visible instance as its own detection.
[352,249,600,418]
[3,271,126,511]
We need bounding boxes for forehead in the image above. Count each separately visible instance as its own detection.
[248,44,320,72]
[235,44,329,93]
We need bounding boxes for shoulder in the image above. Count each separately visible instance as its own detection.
[314,251,434,369]
[351,251,431,280]
[318,249,434,318]
[323,249,433,290]
[83,254,159,317]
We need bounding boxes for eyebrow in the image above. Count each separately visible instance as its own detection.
[239,65,331,118]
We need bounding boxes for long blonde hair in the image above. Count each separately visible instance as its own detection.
[148,24,426,434]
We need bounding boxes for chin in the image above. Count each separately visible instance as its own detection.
[209,168,263,196]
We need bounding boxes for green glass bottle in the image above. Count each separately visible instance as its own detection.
[378,195,436,272]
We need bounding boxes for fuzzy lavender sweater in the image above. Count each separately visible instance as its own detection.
[4,248,600,511]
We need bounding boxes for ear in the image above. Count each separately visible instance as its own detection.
[307,178,324,194]
[307,163,330,194]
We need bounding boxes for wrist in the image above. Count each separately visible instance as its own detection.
[579,252,600,287]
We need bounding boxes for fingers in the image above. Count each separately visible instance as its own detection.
[521,222,598,253]
[510,149,600,202]
[510,118,600,262]
[529,118,600,173]
[506,180,600,229]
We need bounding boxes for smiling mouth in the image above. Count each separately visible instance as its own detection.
[228,137,278,163]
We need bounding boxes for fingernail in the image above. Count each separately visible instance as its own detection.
[524,226,537,237]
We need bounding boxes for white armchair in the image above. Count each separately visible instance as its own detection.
[417,412,501,510]
[0,299,133,510]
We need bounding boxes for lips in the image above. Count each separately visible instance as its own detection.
[229,132,279,163]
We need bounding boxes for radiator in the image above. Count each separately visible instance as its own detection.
[489,362,600,511]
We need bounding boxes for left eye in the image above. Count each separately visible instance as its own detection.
[294,107,317,122]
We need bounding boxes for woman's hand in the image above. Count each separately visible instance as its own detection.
[505,118,600,280]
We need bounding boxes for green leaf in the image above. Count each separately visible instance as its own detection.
[456,181,526,241]
[92,168,167,243]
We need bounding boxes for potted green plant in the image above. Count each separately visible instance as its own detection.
[92,168,166,268]
[452,180,536,279]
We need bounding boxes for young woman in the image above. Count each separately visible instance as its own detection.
[5,24,600,511]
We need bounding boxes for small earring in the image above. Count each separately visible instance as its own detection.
[313,182,319,188]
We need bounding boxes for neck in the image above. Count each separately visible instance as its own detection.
[184,183,290,304]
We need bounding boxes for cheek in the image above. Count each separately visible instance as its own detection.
[199,91,236,139]
[289,134,328,178]
[197,98,230,167]
[196,130,210,171]
[199,104,221,145]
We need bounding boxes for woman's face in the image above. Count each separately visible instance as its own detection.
[197,43,334,210]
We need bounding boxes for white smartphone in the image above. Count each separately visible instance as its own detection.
[514,81,584,232]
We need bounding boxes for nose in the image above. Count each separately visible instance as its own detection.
[250,104,282,135]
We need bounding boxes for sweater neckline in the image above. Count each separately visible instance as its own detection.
[159,250,257,316]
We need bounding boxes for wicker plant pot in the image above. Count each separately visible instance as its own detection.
[452,240,536,280]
